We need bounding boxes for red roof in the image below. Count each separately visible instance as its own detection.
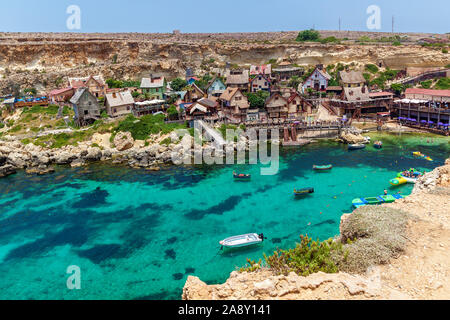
[49,87,74,96]
[369,91,394,97]
[287,91,301,103]
[405,88,450,97]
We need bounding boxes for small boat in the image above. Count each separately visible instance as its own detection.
[348,143,366,150]
[313,164,333,171]
[233,172,251,180]
[294,187,314,196]
[373,141,383,149]
[219,233,264,249]
[352,194,403,208]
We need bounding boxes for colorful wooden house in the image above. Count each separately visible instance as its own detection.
[219,87,250,123]
[68,75,107,98]
[105,90,135,117]
[185,98,219,126]
[302,65,332,92]
[250,64,272,77]
[49,87,75,105]
[339,71,366,88]
[184,83,205,103]
[265,92,288,120]
[205,77,226,97]
[70,88,101,126]
[225,69,249,92]
[140,75,166,100]
[250,74,271,92]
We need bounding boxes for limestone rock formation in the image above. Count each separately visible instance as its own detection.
[114,132,134,151]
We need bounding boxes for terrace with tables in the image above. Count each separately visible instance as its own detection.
[393,98,450,135]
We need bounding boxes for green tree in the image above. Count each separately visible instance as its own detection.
[365,64,379,74]
[391,83,407,95]
[246,91,269,108]
[106,79,123,88]
[167,105,179,120]
[288,76,301,89]
[296,29,320,42]
[170,78,188,91]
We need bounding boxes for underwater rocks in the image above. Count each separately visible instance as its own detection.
[0,164,16,177]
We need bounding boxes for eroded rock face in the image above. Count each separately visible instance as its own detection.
[182,270,395,300]
[0,32,449,94]
[114,132,134,151]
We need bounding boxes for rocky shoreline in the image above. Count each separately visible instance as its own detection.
[182,158,450,300]
[0,130,266,177]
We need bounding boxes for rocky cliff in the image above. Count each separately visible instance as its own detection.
[182,158,450,300]
[0,32,449,94]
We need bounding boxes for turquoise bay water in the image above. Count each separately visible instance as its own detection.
[0,133,448,300]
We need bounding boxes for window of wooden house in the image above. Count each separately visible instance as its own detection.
[84,110,89,115]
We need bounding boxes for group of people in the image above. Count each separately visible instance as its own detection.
[401,169,425,178]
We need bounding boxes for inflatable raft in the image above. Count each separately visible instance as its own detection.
[352,194,403,208]
[390,177,408,186]
[412,152,433,161]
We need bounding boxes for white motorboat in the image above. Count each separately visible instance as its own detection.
[219,233,264,248]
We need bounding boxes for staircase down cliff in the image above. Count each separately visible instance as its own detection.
[182,159,450,300]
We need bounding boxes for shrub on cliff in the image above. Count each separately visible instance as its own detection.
[296,29,320,42]
[260,235,344,277]
[337,206,411,274]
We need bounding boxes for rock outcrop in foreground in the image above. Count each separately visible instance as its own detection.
[183,159,450,300]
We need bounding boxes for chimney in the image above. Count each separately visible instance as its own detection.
[317,64,323,70]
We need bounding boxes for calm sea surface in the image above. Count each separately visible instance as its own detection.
[0,133,448,299]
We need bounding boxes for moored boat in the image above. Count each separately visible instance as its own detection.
[373,141,383,149]
[219,233,264,249]
[348,143,366,150]
[294,187,314,196]
[352,194,403,208]
[313,164,333,171]
[233,171,251,180]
